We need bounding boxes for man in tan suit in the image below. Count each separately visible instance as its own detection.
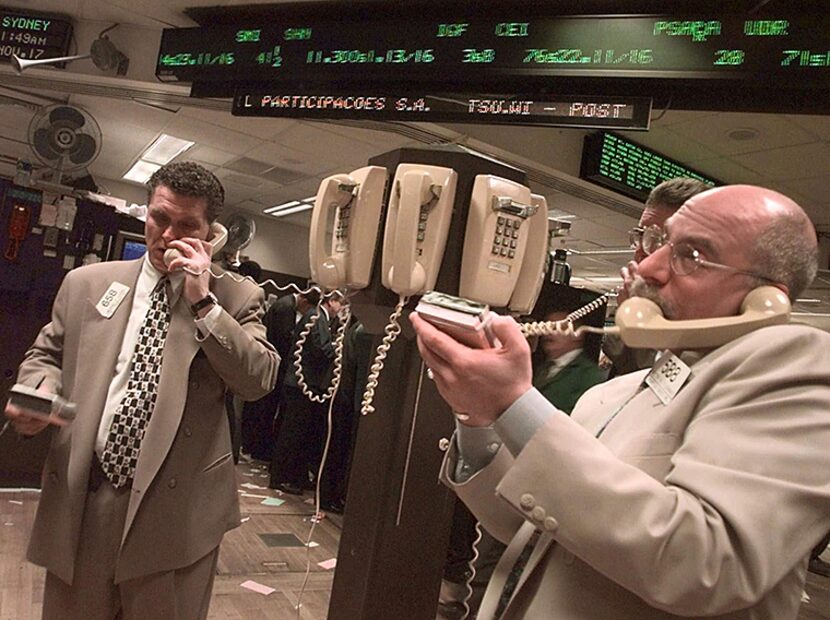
[5,162,278,619]
[412,185,830,619]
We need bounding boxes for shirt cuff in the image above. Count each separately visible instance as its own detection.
[494,388,557,457]
[194,303,222,341]
[455,423,502,478]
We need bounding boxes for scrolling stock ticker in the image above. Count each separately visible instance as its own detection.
[157,14,830,90]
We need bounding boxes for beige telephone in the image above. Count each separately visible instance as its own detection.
[163,222,228,268]
[381,163,457,296]
[506,193,550,314]
[309,165,388,290]
[459,175,537,308]
[611,286,791,349]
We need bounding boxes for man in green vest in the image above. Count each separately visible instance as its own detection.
[532,310,605,414]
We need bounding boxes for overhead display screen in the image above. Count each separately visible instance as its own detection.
[232,91,653,129]
[580,132,721,202]
[0,8,72,65]
[157,14,830,88]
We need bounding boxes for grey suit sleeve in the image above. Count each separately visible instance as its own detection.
[16,270,71,396]
[197,282,278,401]
[495,326,830,615]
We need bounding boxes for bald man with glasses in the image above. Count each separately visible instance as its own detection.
[604,177,711,375]
[411,185,829,620]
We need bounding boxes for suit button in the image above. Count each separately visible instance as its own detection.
[184,426,192,437]
[520,493,535,510]
[190,380,199,389]
[168,478,177,489]
[543,517,558,532]
[531,506,546,521]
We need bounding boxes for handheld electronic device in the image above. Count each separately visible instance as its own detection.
[419,286,790,351]
[415,292,498,348]
[163,222,228,268]
[7,383,77,425]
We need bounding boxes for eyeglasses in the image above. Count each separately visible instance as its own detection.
[658,240,777,282]
[628,225,666,255]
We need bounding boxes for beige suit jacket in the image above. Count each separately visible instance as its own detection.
[16,258,278,584]
[443,324,830,619]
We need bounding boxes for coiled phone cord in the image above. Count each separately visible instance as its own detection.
[459,520,485,620]
[360,295,409,415]
[520,293,610,338]
[292,300,351,404]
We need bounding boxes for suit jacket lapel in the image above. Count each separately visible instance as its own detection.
[69,261,142,492]
[123,291,199,542]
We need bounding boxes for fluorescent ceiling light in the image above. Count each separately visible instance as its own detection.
[142,134,195,165]
[270,203,313,218]
[264,196,317,217]
[123,160,161,184]
[264,200,301,214]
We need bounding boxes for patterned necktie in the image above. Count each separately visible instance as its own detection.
[100,278,171,488]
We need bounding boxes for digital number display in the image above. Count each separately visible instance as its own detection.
[0,9,72,66]
[156,13,830,87]
[232,91,652,129]
[579,132,721,202]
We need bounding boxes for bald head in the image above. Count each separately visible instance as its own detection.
[681,185,817,299]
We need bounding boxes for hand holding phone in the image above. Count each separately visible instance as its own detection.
[5,384,77,434]
[414,292,500,349]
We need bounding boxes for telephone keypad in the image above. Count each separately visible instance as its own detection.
[492,216,522,260]
[335,205,352,240]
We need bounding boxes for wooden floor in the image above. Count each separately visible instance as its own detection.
[2,461,830,620]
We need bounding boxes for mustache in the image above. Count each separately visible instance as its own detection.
[629,277,676,319]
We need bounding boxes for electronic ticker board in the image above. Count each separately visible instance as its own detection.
[157,13,830,89]
[232,91,653,129]
[580,132,721,202]
[0,8,72,66]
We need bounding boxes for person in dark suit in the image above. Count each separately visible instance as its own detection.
[270,292,341,495]
[241,289,315,461]
[4,161,278,620]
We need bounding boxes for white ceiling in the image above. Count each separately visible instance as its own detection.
[0,0,828,318]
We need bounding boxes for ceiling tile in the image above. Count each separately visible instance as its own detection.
[664,112,818,156]
[162,115,261,154]
[177,106,296,140]
[682,156,766,185]
[187,145,237,166]
[243,140,332,176]
[783,114,830,141]
[732,142,830,180]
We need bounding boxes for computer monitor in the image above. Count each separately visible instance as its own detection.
[112,231,146,261]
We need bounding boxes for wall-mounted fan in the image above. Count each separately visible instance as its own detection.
[222,213,257,266]
[28,104,102,182]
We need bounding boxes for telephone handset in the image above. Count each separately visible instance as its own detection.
[309,165,388,290]
[507,193,549,315]
[381,163,457,296]
[459,175,535,308]
[163,222,228,268]
[612,286,791,349]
